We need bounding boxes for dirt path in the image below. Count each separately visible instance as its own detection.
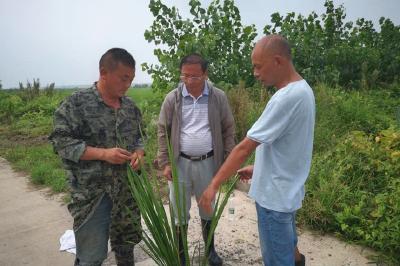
[0,157,376,266]
[0,157,74,266]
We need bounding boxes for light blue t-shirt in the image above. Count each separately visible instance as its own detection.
[247,79,315,212]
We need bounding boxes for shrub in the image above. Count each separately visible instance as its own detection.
[301,128,400,262]
[224,82,268,141]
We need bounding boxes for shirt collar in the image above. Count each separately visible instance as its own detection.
[182,81,209,97]
[92,82,127,107]
[92,82,105,103]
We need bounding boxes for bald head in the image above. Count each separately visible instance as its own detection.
[251,35,301,89]
[256,35,292,60]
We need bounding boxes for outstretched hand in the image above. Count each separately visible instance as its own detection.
[199,185,218,215]
[237,165,254,181]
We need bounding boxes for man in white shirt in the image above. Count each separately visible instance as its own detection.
[200,35,315,266]
[157,53,235,266]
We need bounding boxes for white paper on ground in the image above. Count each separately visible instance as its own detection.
[59,229,76,254]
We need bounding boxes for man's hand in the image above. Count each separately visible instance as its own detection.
[199,184,218,215]
[102,148,132,164]
[237,165,254,181]
[130,149,145,170]
[163,165,172,181]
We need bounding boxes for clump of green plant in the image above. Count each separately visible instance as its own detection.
[0,91,23,123]
[300,127,400,263]
[4,144,67,192]
[127,86,164,163]
[18,79,55,100]
[224,81,268,141]
[312,83,395,153]
[126,130,238,265]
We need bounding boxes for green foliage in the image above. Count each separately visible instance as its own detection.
[127,87,164,163]
[18,79,55,100]
[4,144,67,192]
[0,89,72,138]
[126,139,239,265]
[19,79,40,100]
[223,81,268,141]
[296,83,399,263]
[263,0,400,89]
[302,128,400,262]
[312,84,396,153]
[143,0,257,92]
[0,91,24,123]
[145,0,399,91]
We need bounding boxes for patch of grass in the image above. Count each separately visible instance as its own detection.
[127,86,155,103]
[226,84,267,141]
[0,86,161,195]
[313,84,396,153]
[127,86,163,166]
[3,144,67,192]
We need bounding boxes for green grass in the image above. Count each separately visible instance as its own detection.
[127,86,154,103]
[0,86,158,194]
[4,143,67,192]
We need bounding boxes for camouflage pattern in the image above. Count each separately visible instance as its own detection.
[49,84,143,246]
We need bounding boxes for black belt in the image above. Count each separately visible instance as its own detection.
[180,150,214,161]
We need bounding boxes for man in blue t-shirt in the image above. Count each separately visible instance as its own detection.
[200,35,315,266]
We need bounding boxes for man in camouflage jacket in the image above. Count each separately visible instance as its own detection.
[49,48,144,266]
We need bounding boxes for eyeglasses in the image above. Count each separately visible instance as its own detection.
[179,75,204,81]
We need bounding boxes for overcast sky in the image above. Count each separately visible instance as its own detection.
[1,0,399,88]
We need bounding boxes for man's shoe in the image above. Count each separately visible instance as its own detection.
[295,253,305,266]
[114,245,135,266]
[208,247,223,266]
[201,219,223,266]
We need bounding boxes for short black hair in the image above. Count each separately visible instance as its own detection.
[99,48,135,71]
[179,53,208,72]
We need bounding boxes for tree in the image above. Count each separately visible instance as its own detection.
[263,0,399,89]
[143,0,257,92]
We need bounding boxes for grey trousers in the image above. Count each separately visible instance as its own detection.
[169,156,216,224]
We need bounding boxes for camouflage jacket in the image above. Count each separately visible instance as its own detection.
[49,84,144,229]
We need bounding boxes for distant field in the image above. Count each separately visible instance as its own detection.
[51,85,153,104]
[127,86,153,103]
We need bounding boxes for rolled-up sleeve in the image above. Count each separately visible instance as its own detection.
[49,99,86,163]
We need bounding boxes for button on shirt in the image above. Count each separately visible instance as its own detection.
[247,80,315,212]
[180,83,213,156]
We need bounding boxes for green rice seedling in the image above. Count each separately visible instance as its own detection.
[126,126,238,265]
